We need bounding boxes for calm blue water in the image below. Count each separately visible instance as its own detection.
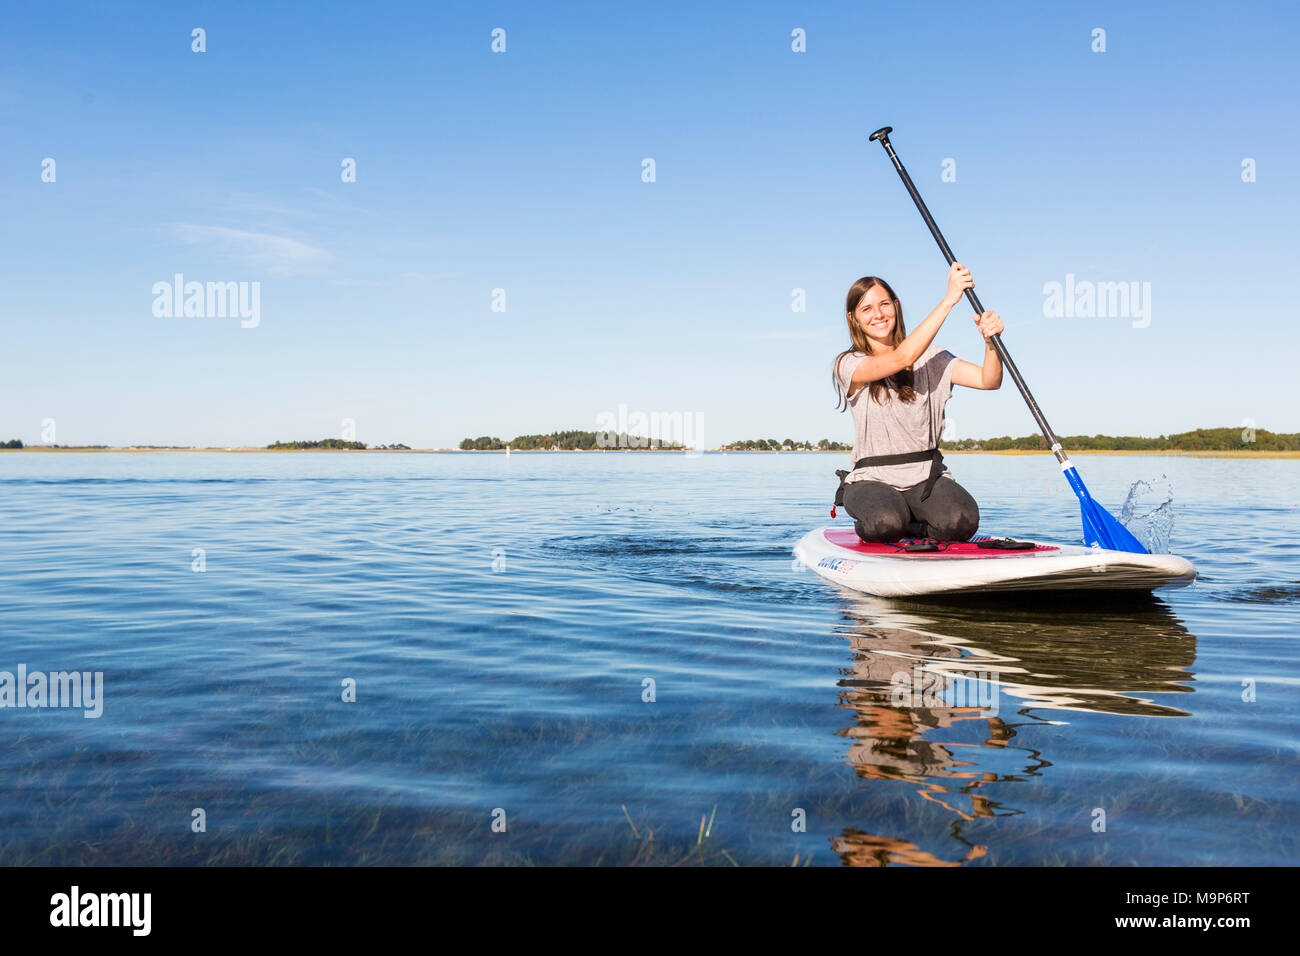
[0,452,1296,866]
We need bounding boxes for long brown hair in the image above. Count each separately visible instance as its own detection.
[833,276,916,410]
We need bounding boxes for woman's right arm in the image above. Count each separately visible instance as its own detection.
[847,263,974,394]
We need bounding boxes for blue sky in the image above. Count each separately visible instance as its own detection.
[2,0,1297,447]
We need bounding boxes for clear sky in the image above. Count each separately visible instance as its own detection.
[2,0,1297,448]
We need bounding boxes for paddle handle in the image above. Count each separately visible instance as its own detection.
[868,127,1068,465]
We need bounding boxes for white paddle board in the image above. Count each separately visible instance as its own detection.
[794,528,1196,597]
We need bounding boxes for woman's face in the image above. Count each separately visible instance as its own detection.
[852,285,896,345]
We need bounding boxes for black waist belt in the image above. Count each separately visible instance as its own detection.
[833,447,944,512]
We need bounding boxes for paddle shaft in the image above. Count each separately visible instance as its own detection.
[869,127,1067,466]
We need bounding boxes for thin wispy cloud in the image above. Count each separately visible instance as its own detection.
[171,224,332,275]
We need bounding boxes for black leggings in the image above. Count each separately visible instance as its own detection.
[843,477,980,543]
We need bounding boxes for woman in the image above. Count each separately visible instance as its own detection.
[832,263,1004,543]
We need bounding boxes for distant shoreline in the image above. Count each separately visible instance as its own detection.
[4,447,1297,460]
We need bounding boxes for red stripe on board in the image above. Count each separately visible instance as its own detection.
[823,529,1058,557]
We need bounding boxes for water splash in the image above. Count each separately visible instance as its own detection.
[1119,475,1175,554]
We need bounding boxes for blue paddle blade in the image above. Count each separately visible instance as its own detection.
[1079,496,1149,553]
[1062,466,1149,554]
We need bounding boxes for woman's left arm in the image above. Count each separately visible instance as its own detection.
[951,310,1004,390]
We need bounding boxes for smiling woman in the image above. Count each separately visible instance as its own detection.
[830,265,1004,543]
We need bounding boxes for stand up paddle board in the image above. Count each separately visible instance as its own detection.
[794,528,1196,597]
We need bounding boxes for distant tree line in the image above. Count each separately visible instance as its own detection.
[458,428,1300,452]
[5,428,1294,453]
[722,439,851,451]
[940,427,1299,452]
[459,430,683,450]
[460,436,506,450]
[267,439,368,450]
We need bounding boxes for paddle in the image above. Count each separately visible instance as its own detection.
[868,126,1148,554]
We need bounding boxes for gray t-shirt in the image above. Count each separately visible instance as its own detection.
[835,343,957,490]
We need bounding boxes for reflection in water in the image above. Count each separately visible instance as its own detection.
[829,593,1198,866]
[831,829,988,867]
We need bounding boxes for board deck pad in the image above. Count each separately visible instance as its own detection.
[823,530,1057,558]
